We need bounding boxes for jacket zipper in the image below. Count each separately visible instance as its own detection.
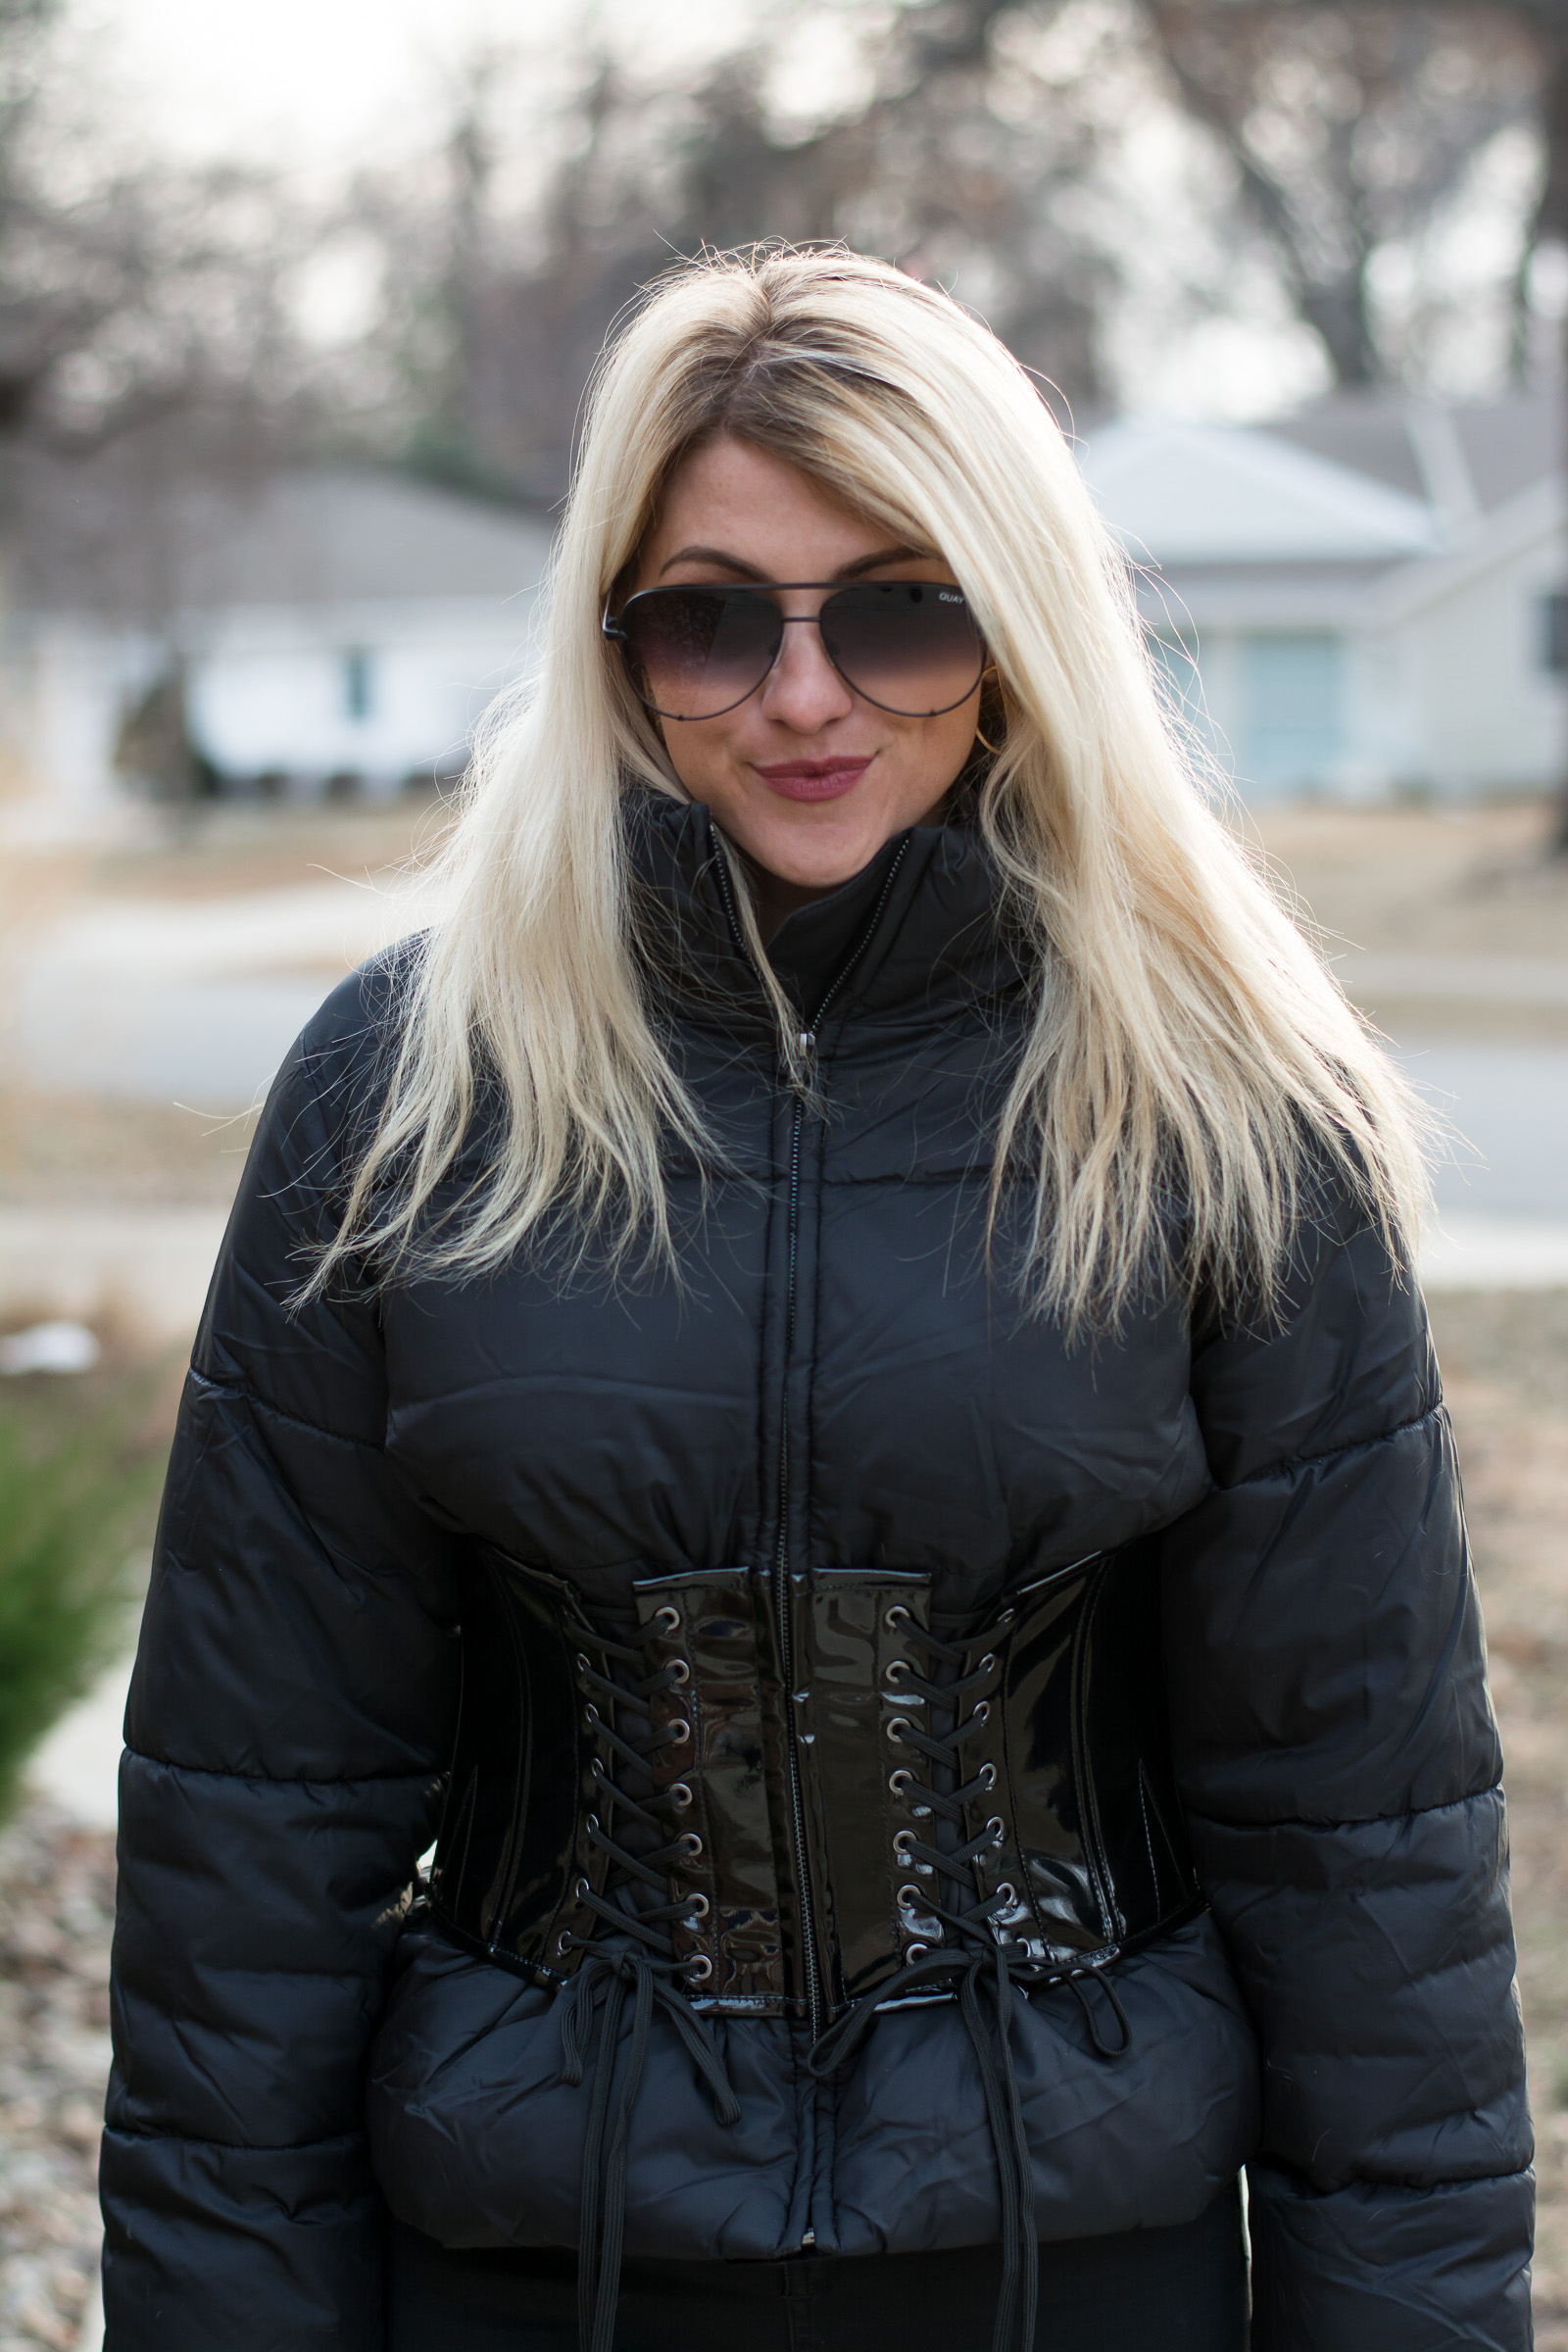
[1069,1559,1120,1947]
[774,1086,820,2036]
[713,833,912,2041]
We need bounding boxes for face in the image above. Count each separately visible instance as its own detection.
[628,437,983,924]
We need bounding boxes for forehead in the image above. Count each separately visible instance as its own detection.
[641,435,895,578]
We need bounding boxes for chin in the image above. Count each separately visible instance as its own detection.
[760,834,886,891]
[751,806,892,878]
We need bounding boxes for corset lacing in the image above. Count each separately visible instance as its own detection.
[556,1630,740,2352]
[807,1604,1132,2352]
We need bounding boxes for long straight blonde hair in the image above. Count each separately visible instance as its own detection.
[314,245,1429,1326]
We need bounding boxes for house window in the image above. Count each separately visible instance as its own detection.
[1237,633,1344,790]
[1540,593,1568,675]
[342,648,374,720]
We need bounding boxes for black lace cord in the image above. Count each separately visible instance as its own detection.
[1064,1965,1131,2057]
[556,1633,741,2352]
[807,1612,1132,2352]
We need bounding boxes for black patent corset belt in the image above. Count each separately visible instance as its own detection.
[427,1552,1204,2352]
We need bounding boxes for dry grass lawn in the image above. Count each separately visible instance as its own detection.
[1428,1291,1568,2339]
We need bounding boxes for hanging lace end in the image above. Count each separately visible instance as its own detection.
[1066,1965,1132,2059]
[555,1963,594,2087]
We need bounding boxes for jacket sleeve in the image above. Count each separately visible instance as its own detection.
[1160,1201,1534,2352]
[101,977,462,2351]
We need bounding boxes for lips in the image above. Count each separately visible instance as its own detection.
[752,758,872,803]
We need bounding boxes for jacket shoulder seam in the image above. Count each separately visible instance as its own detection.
[102,2122,367,2154]
[1220,1399,1443,1492]
[1248,2154,1534,2196]
[187,1365,386,1455]
[122,1743,441,1790]
[1185,1780,1501,1836]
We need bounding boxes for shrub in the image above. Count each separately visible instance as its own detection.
[0,1412,157,1819]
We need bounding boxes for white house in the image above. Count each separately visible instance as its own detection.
[1,468,553,833]
[1080,394,1566,799]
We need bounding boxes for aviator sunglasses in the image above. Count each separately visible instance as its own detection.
[604,579,986,721]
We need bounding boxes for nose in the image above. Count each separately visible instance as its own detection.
[759,614,855,731]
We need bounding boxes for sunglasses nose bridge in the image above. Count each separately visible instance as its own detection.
[771,584,832,620]
[761,607,857,716]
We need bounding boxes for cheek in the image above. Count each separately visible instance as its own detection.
[883,707,981,811]
[655,716,743,803]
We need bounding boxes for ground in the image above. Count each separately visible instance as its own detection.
[1430,1290,1568,2342]
[0,792,1564,2344]
[0,1812,113,2352]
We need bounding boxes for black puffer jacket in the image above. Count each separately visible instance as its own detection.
[103,794,1533,2350]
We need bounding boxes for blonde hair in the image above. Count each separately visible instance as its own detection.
[314,246,1429,1326]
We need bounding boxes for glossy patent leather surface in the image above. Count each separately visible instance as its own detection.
[429,1544,1202,2020]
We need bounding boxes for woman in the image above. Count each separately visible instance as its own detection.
[102,249,1532,2352]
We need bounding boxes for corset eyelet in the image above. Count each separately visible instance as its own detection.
[669,1781,694,1809]
[666,1658,691,1687]
[996,1883,1016,1907]
[886,1657,912,1683]
[653,1604,681,1633]
[685,1893,711,1923]
[979,1761,998,1789]
[677,1831,704,1859]
[888,1767,913,1796]
[892,1830,916,1860]
[885,1715,911,1744]
[985,1816,1004,1845]
[665,1718,692,1747]
[884,1603,911,1631]
[685,1951,714,1985]
[905,1938,929,1959]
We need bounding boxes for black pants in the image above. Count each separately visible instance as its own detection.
[387,2184,1250,2351]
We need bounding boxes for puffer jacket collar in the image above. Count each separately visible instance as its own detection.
[621,783,1028,1040]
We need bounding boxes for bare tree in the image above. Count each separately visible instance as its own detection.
[1139,0,1539,387]
[0,0,338,616]
[0,0,357,797]
[1140,0,1568,841]
[368,0,1126,506]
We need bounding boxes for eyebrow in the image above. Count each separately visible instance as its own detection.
[657,542,931,581]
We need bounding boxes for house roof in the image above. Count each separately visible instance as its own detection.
[11,459,554,620]
[1081,395,1562,629]
[1270,391,1558,519]
[175,470,554,610]
[1079,417,1439,567]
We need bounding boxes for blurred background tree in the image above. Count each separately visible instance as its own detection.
[1139,2,1542,388]
[363,1,1134,505]
[2,0,1561,507]
[0,0,334,792]
[313,0,1558,509]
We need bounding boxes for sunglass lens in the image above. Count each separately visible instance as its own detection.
[620,589,780,718]
[820,583,984,714]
